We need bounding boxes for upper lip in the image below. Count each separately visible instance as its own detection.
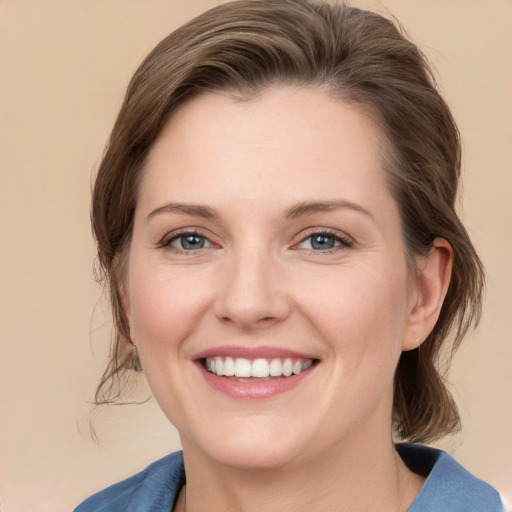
[192,345,318,361]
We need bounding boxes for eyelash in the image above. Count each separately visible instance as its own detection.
[159,230,214,253]
[295,229,354,252]
[158,228,353,254]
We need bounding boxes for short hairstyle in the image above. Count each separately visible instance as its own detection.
[92,0,484,443]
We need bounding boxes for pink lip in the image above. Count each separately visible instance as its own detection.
[197,364,316,399]
[192,345,316,361]
[192,345,319,400]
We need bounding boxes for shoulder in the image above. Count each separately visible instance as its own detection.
[74,451,185,512]
[397,443,505,512]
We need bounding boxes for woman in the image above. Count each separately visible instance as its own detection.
[76,1,504,510]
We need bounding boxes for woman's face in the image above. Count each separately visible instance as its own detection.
[123,86,420,470]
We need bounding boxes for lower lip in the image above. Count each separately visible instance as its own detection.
[197,363,316,399]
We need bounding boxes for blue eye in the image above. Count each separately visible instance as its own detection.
[298,232,352,251]
[310,234,336,250]
[168,233,210,250]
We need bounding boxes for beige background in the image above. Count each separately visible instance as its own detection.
[1,1,511,511]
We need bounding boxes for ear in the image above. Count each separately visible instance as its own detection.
[402,238,453,351]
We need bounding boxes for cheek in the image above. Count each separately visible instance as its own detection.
[125,263,215,421]
[127,263,213,353]
[294,263,410,361]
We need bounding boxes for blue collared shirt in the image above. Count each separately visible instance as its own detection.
[75,444,505,511]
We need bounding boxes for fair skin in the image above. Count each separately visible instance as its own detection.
[122,86,452,512]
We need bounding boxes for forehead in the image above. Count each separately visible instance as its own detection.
[139,86,395,220]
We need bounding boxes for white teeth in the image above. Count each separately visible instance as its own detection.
[303,359,313,370]
[205,357,314,378]
[252,358,270,378]
[234,358,252,377]
[215,356,224,376]
[269,358,283,377]
[223,357,235,376]
[282,358,293,377]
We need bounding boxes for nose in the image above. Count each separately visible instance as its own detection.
[214,250,291,331]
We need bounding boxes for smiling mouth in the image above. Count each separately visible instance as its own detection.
[202,357,317,380]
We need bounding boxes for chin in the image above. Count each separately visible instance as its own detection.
[183,417,310,472]
[209,441,300,472]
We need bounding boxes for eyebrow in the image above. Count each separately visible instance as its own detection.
[146,202,217,221]
[146,199,374,222]
[285,200,374,220]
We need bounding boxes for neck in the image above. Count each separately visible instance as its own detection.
[176,435,424,512]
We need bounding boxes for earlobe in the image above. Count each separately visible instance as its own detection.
[402,238,453,351]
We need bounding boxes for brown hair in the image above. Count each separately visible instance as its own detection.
[92,0,484,443]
